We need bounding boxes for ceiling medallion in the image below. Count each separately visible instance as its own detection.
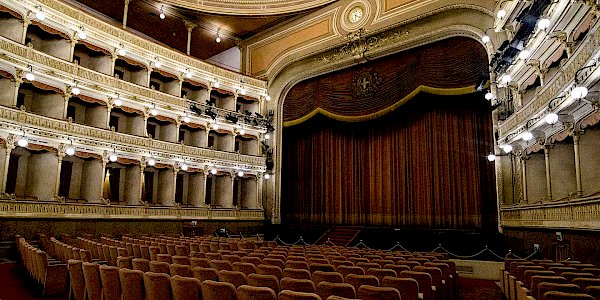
[352,70,383,98]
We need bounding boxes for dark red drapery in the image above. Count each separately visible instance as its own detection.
[282,92,497,230]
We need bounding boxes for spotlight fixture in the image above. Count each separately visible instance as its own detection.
[518,50,530,60]
[150,104,158,116]
[35,7,46,21]
[487,154,496,162]
[545,113,559,125]
[225,113,239,124]
[497,9,506,20]
[502,144,513,153]
[159,6,165,19]
[147,157,156,166]
[485,91,495,100]
[17,134,28,147]
[25,65,35,81]
[237,171,244,177]
[538,18,551,31]
[521,131,533,141]
[481,35,491,44]
[571,86,588,100]
[210,168,218,175]
[264,173,270,180]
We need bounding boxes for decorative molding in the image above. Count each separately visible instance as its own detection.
[0,200,265,220]
[157,0,337,16]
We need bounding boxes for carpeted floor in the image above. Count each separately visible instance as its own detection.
[0,262,503,300]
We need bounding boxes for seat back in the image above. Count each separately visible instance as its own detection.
[68,260,86,300]
[201,280,237,300]
[144,272,172,300]
[118,268,144,300]
[218,270,248,288]
[237,285,278,300]
[278,290,322,300]
[381,277,419,300]
[171,275,201,300]
[531,276,568,299]
[337,266,365,278]
[344,274,379,292]
[366,268,397,284]
[316,282,356,300]
[247,273,280,293]
[285,268,313,280]
[132,258,150,272]
[209,259,233,271]
[281,277,317,293]
[312,271,344,285]
[399,270,433,300]
[81,262,102,300]
[357,285,401,300]
[170,264,193,277]
[572,278,600,290]
[542,291,594,300]
[257,264,283,279]
[233,262,258,276]
[192,267,219,283]
[172,256,191,266]
[538,283,581,300]
[150,261,171,274]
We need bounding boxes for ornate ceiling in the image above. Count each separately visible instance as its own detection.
[158,0,338,15]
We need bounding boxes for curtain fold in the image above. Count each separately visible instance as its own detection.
[282,92,497,230]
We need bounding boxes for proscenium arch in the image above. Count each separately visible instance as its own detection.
[264,7,498,224]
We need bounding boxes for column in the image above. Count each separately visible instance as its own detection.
[573,132,583,197]
[230,173,236,208]
[201,171,208,207]
[122,0,132,29]
[101,151,109,202]
[69,39,77,63]
[256,174,264,209]
[184,21,197,55]
[54,145,66,199]
[63,93,71,120]
[1,136,15,193]
[146,68,152,88]
[143,109,150,137]
[520,153,528,204]
[139,157,146,204]
[171,166,179,206]
[106,104,113,129]
[544,145,552,201]
[12,76,22,107]
[111,54,117,77]
[21,18,30,44]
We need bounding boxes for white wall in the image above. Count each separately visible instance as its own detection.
[207,47,240,73]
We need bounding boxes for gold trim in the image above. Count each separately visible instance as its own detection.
[283,85,476,127]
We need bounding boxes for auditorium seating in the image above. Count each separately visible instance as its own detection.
[16,236,68,296]
[500,256,600,300]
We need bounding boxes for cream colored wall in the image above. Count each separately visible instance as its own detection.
[215,175,233,208]
[500,155,517,205]
[0,79,15,107]
[26,152,58,201]
[549,142,576,200]
[32,93,64,119]
[187,173,204,207]
[580,128,600,195]
[0,18,23,43]
[526,152,546,203]
[158,169,175,206]
[81,159,102,203]
[85,105,107,128]
[241,177,258,209]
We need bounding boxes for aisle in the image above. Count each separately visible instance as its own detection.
[0,262,67,300]
[458,278,504,300]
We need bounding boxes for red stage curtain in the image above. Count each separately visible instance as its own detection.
[282,92,497,230]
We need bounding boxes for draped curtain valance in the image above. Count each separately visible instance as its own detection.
[283,37,489,126]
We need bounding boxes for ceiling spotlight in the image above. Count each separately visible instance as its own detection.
[35,9,46,21]
[487,154,496,162]
[264,133,270,140]
[180,162,188,171]
[25,65,35,81]
[147,157,156,166]
[545,113,559,125]
[502,144,513,153]
[237,171,244,177]
[481,35,490,44]
[500,74,512,85]
[216,35,221,43]
[571,86,588,100]
[65,146,75,156]
[264,173,270,180]
[497,9,506,20]
[150,105,158,116]
[159,6,165,19]
[210,168,217,175]
[519,50,530,60]
[538,18,551,31]
[485,92,495,100]
[521,131,533,141]
[109,152,118,162]
[17,135,28,147]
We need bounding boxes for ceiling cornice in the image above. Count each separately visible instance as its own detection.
[159,0,337,16]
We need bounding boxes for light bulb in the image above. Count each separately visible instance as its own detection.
[521,131,533,141]
[71,86,81,95]
[501,74,512,85]
[519,50,530,60]
[150,108,158,116]
[154,60,162,68]
[77,31,87,40]
[213,81,220,88]
[239,129,245,135]
[109,153,118,162]
[66,146,75,156]
[265,95,271,101]
[147,158,156,166]
[118,48,126,56]
[240,88,246,95]
[485,92,495,100]
[25,72,35,81]
[180,163,188,171]
[113,98,122,106]
[185,70,192,78]
[502,144,513,153]
[545,113,559,125]
[216,36,221,43]
[212,123,219,130]
[159,12,165,19]
[264,133,270,140]
[264,173,270,179]
[17,136,28,147]
[487,154,496,162]
[211,168,217,175]
[35,11,46,21]
[571,86,588,99]
[538,18,551,31]
[237,171,244,177]
[482,35,490,44]
[183,116,190,123]
[497,9,506,19]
